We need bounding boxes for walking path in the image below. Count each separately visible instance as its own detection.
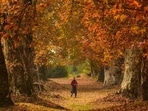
[49,77,118,110]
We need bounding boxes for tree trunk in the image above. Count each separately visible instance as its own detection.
[90,60,104,81]
[141,53,148,100]
[2,35,35,96]
[104,66,115,86]
[0,41,13,106]
[18,0,36,96]
[16,34,35,96]
[104,58,123,87]
[2,0,36,96]
[39,65,48,81]
[97,64,104,82]
[120,48,141,99]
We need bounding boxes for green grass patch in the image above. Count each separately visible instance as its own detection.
[70,104,92,110]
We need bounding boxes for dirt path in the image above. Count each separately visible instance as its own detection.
[1,76,147,111]
[49,77,119,111]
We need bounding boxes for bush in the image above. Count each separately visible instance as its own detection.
[47,65,68,78]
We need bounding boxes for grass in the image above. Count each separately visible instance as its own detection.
[70,104,91,111]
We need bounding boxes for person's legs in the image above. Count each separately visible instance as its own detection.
[74,88,77,97]
[75,91,77,97]
[71,87,74,97]
[71,87,77,97]
[71,92,73,97]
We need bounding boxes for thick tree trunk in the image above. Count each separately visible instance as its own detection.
[3,37,35,96]
[2,35,34,96]
[19,0,36,96]
[17,34,35,96]
[104,58,123,86]
[141,54,148,100]
[3,0,35,96]
[120,48,141,99]
[0,41,13,106]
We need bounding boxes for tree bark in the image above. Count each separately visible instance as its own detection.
[97,64,104,82]
[38,65,48,81]
[140,52,148,100]
[16,34,35,96]
[2,0,36,96]
[103,58,123,86]
[120,48,141,99]
[13,0,36,96]
[0,41,13,106]
[90,60,104,81]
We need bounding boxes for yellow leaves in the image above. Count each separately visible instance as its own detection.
[131,26,139,34]
[114,14,127,22]
[114,15,120,20]
[0,0,9,5]
[88,24,98,33]
[118,50,123,57]
[111,3,123,15]
[131,26,146,35]
[103,0,108,4]
[140,28,146,35]
[132,1,142,8]
[37,3,47,11]
[128,0,142,8]
[120,14,127,22]
[84,0,92,3]
[103,51,113,64]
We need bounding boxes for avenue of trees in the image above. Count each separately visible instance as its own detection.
[0,0,148,107]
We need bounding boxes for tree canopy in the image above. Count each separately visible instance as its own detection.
[0,0,148,107]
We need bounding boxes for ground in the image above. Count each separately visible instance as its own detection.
[1,74,148,111]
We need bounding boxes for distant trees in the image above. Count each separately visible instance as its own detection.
[47,65,68,78]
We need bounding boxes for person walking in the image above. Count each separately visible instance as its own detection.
[71,77,78,97]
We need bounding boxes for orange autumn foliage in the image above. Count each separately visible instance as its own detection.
[80,0,148,63]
